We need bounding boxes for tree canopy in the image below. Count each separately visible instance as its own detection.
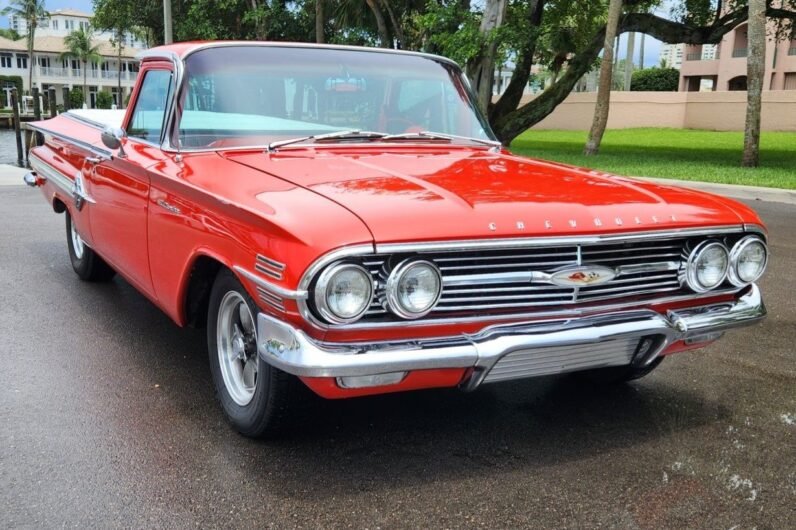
[92,0,796,142]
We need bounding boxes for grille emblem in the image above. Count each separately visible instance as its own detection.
[549,266,616,287]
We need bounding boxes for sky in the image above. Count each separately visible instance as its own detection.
[1,0,666,68]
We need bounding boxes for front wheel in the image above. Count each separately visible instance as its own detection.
[207,269,293,437]
[66,211,116,282]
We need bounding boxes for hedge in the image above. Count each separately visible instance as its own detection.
[630,67,680,92]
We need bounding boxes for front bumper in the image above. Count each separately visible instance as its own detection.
[257,285,765,389]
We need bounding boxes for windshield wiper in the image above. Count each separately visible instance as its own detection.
[382,130,502,149]
[267,130,387,152]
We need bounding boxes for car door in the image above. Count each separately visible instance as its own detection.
[86,66,175,298]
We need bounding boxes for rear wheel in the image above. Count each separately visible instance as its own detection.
[575,357,664,384]
[207,269,293,437]
[66,211,116,282]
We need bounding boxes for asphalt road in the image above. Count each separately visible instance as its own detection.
[1,186,794,529]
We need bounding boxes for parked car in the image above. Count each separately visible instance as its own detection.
[25,42,768,437]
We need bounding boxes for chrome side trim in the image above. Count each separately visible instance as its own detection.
[25,123,113,160]
[375,226,750,254]
[28,155,73,195]
[256,284,765,380]
[233,265,308,300]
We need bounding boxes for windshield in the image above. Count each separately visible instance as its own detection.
[175,45,495,149]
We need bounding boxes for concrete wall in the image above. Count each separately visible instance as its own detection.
[523,91,796,131]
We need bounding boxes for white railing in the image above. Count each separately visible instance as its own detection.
[37,66,69,77]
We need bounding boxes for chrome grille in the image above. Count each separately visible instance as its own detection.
[483,337,639,383]
[360,238,689,318]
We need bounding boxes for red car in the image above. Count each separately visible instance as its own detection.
[25,42,768,437]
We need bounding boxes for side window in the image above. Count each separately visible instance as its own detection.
[128,69,174,141]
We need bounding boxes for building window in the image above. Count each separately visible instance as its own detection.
[1,53,12,68]
[16,54,28,69]
[52,19,59,30]
[38,56,51,68]
[38,17,49,28]
[784,73,796,90]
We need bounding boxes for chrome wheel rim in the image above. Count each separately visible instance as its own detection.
[70,220,85,259]
[216,291,258,406]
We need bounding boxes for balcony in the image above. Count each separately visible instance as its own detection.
[686,52,702,61]
[37,66,69,78]
[732,48,748,58]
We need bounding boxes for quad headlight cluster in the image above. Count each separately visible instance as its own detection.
[314,258,442,324]
[685,236,767,293]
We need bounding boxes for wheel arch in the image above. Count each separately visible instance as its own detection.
[181,252,229,328]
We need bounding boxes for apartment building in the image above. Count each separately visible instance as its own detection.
[1,8,146,108]
[659,43,685,69]
[679,21,796,91]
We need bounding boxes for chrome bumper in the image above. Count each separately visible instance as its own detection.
[257,285,765,388]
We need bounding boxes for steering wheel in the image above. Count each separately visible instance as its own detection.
[385,117,418,134]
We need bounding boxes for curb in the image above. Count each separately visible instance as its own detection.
[637,176,796,206]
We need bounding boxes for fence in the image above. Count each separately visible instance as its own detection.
[522,91,796,132]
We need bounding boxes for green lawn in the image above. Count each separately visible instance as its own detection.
[510,128,796,190]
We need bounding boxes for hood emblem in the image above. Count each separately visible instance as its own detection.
[549,266,616,287]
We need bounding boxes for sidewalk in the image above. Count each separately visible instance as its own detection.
[0,164,28,186]
[639,176,796,206]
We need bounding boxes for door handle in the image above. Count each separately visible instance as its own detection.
[86,156,103,164]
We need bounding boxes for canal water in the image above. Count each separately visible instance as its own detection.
[0,129,23,166]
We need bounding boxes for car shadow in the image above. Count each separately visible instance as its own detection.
[76,272,730,501]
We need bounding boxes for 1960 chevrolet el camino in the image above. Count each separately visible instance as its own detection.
[24,42,768,437]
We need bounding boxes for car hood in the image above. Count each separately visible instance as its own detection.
[225,147,752,243]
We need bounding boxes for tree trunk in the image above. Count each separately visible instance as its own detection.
[466,0,508,113]
[27,26,35,96]
[117,30,123,107]
[315,0,324,44]
[742,0,765,167]
[624,31,635,90]
[490,8,775,146]
[489,0,544,123]
[584,0,623,156]
[83,61,88,107]
[380,0,404,49]
[365,0,390,48]
[639,33,645,69]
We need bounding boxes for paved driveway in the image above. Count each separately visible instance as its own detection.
[1,186,794,528]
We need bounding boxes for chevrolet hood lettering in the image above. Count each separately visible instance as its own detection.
[548,266,616,287]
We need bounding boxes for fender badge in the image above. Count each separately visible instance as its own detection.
[549,265,616,287]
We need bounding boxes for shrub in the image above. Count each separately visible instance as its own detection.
[96,90,113,109]
[631,67,680,91]
[68,87,85,109]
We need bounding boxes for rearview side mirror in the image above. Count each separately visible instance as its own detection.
[101,126,127,158]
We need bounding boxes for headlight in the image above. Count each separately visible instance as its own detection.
[729,236,768,285]
[685,241,729,292]
[314,263,373,324]
[385,260,442,319]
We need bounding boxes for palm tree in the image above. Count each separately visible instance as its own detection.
[1,0,48,96]
[61,27,102,107]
